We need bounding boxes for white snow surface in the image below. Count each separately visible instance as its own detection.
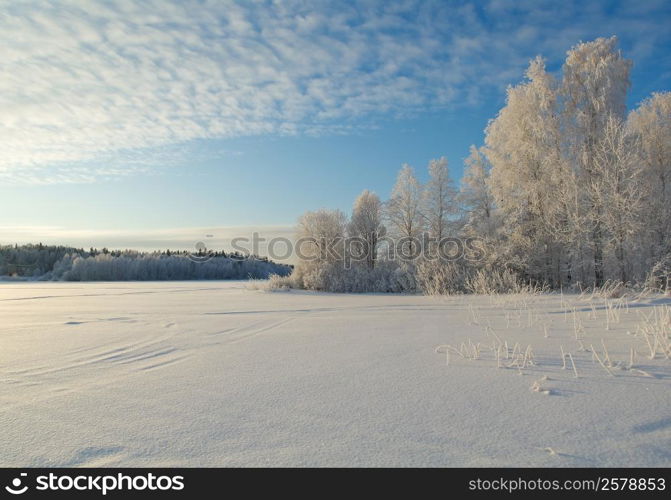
[1,281,669,467]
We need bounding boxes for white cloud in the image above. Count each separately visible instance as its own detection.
[0,0,668,182]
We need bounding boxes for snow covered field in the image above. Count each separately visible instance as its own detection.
[1,281,669,467]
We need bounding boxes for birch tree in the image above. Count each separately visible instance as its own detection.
[386,164,423,254]
[422,157,457,244]
[296,209,347,264]
[561,36,632,285]
[485,56,566,284]
[591,115,644,282]
[348,190,386,269]
[459,145,496,239]
[627,92,671,270]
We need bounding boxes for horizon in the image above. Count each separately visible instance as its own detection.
[1,0,670,252]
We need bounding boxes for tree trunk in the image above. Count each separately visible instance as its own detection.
[593,226,604,287]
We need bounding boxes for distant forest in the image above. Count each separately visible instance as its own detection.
[0,243,291,281]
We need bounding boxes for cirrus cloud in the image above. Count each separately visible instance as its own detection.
[0,0,669,182]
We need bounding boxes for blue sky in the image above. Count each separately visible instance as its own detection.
[1,0,670,252]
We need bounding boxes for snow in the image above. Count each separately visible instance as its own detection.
[1,281,669,467]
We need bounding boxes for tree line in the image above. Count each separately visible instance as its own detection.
[282,37,670,293]
[0,244,291,281]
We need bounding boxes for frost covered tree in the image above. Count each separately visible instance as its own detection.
[386,164,423,254]
[628,92,671,272]
[296,209,347,264]
[590,115,644,282]
[291,209,348,291]
[54,252,289,281]
[422,157,457,243]
[459,145,495,240]
[561,36,632,285]
[0,244,289,281]
[274,37,668,294]
[348,190,386,269]
[485,57,569,285]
